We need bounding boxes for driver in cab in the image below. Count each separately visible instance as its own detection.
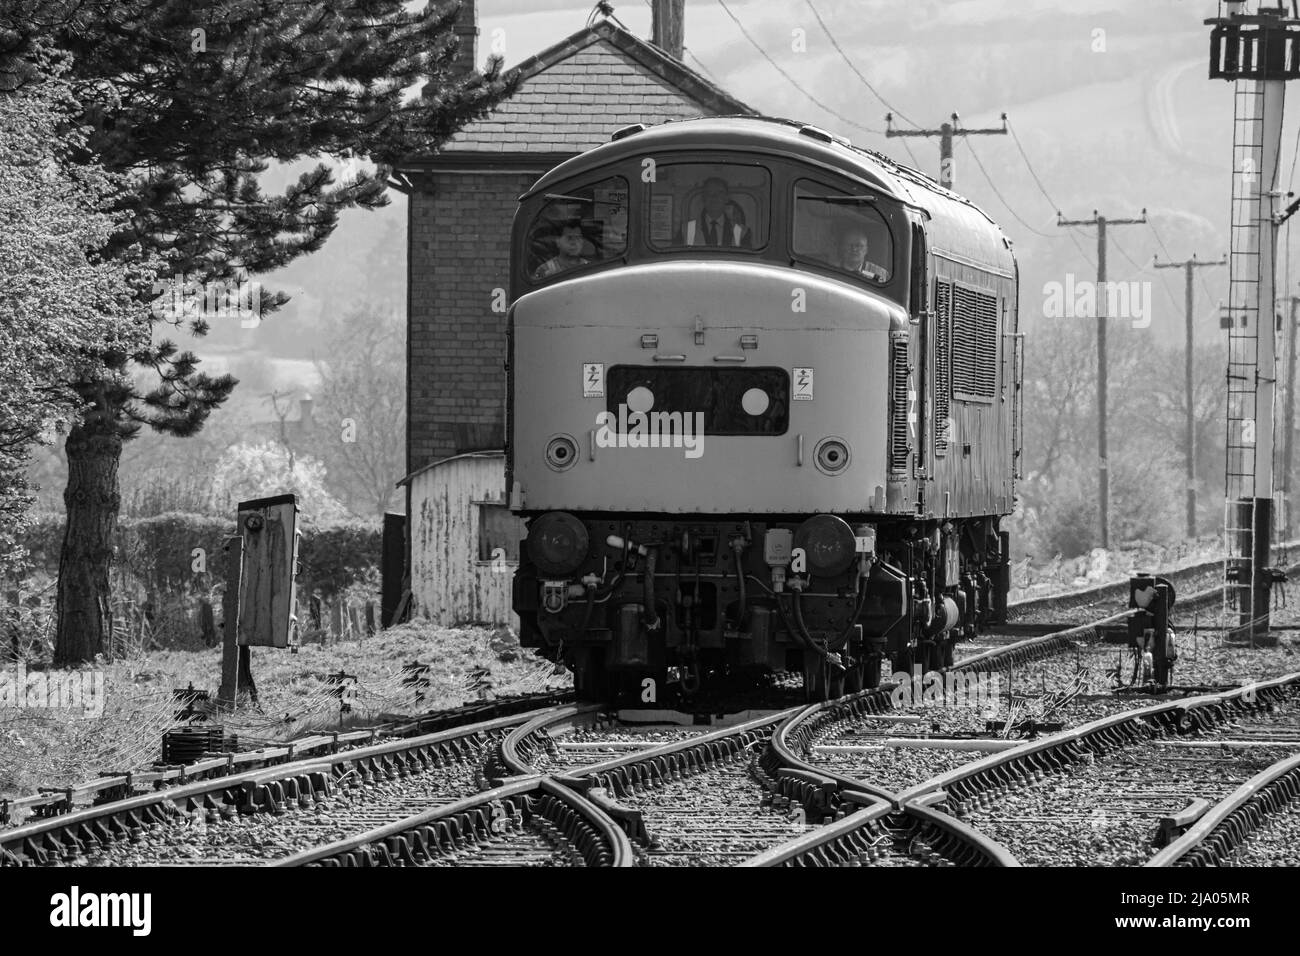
[679,176,751,248]
[835,225,888,281]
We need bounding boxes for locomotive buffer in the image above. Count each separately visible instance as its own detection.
[1207,1,1300,644]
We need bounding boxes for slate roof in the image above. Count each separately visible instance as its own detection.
[434,18,756,158]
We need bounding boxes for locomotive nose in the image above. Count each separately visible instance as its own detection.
[509,260,904,515]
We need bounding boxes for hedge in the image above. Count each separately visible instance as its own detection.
[18,512,381,601]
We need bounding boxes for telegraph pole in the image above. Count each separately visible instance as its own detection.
[885,112,1007,189]
[1154,253,1227,539]
[1056,209,1148,550]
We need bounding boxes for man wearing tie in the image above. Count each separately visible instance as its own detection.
[679,176,751,248]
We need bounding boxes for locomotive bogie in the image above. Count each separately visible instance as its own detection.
[513,511,1008,704]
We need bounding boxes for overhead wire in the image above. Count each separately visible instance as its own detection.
[1006,118,1062,213]
[802,0,918,128]
[683,47,720,83]
[962,137,1055,239]
[713,0,882,136]
[1108,232,1150,274]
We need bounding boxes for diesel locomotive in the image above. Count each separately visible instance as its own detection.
[506,116,1022,704]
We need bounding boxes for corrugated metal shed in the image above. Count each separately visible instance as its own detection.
[402,451,522,628]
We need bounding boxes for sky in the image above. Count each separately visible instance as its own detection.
[192,0,1261,419]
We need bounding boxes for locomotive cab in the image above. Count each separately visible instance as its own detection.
[505,117,1020,705]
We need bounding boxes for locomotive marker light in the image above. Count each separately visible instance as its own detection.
[544,433,579,471]
[813,436,851,475]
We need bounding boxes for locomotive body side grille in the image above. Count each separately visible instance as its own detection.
[951,283,999,401]
[889,331,911,476]
[934,279,952,456]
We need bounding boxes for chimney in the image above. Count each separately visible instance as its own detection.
[651,0,685,62]
[453,0,479,75]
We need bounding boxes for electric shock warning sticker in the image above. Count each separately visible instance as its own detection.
[792,367,814,401]
[583,363,605,397]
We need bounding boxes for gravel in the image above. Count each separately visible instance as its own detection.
[531,727,715,775]
[422,818,584,867]
[624,757,830,866]
[78,755,491,866]
[951,700,1300,866]
[1224,802,1300,866]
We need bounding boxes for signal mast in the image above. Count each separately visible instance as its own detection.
[1208,1,1300,642]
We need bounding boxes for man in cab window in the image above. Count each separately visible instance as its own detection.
[679,176,751,248]
[835,224,888,281]
[534,219,591,279]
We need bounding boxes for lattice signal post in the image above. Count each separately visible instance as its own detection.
[1207,2,1300,642]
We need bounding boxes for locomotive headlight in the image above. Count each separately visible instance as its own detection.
[741,387,769,416]
[626,386,654,413]
[813,437,851,475]
[527,511,590,576]
[544,434,579,471]
[793,514,857,577]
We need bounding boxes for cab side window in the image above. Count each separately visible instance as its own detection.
[792,178,893,284]
[525,176,629,284]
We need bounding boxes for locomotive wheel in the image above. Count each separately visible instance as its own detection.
[573,648,611,703]
[893,647,915,680]
[863,653,883,689]
[845,661,865,694]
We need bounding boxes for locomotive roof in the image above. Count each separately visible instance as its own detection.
[522,115,1015,273]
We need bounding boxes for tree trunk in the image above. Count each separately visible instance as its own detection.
[55,422,122,665]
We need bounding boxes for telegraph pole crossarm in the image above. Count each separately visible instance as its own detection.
[885,111,1008,189]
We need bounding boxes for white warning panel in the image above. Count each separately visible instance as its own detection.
[583,363,605,397]
[792,367,814,401]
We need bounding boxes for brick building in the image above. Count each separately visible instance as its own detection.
[394,1,754,625]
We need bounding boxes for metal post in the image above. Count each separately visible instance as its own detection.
[1285,295,1300,535]
[1257,76,1284,505]
[1252,498,1273,643]
[1185,261,1196,537]
[1097,216,1109,550]
[217,535,243,707]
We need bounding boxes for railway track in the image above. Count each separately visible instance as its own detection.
[748,674,1300,867]
[0,689,573,829]
[502,707,826,865]
[0,707,555,867]
[1004,547,1300,622]
[273,776,634,868]
[891,674,1300,866]
[1150,750,1300,867]
[5,553,1296,868]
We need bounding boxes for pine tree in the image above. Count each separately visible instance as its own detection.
[0,0,517,663]
[0,62,151,579]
